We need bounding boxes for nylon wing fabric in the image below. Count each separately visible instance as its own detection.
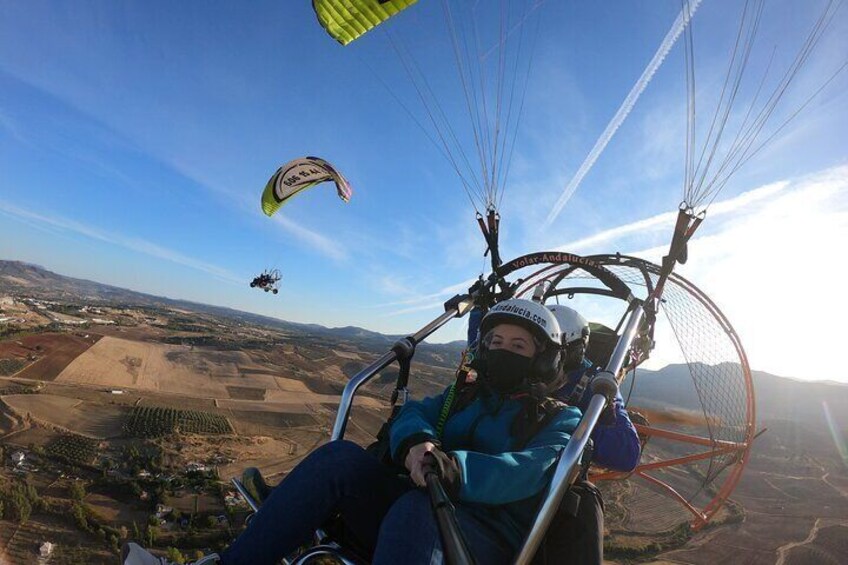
[260,156,352,217]
[313,0,418,45]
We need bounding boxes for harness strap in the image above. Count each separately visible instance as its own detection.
[567,367,595,406]
[436,383,456,439]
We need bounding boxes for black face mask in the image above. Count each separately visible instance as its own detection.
[482,349,534,394]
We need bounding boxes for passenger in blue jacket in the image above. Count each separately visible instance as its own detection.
[546,305,641,472]
[123,298,582,565]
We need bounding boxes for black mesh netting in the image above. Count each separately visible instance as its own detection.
[512,255,754,531]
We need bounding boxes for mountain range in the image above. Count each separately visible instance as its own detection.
[0,259,435,349]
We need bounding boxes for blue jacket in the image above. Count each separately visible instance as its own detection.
[554,359,641,472]
[467,307,641,473]
[390,386,582,551]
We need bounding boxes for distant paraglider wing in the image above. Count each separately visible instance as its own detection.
[260,156,352,217]
[312,0,418,46]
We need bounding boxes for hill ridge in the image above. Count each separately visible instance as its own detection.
[0,259,467,347]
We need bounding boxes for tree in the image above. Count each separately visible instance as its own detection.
[9,491,31,524]
[129,480,143,496]
[22,479,41,511]
[72,502,88,531]
[190,494,199,527]
[153,452,165,471]
[165,547,185,564]
[205,515,218,529]
[132,520,142,541]
[166,509,180,522]
[69,481,86,501]
[146,525,158,547]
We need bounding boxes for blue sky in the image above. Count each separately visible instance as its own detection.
[1,1,846,381]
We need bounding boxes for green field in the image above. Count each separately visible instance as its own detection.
[123,405,232,437]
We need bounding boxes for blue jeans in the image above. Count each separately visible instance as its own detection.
[221,440,514,565]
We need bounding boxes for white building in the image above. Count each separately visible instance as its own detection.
[39,541,54,557]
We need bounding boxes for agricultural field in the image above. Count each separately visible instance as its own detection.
[0,398,24,435]
[2,394,127,439]
[56,336,231,394]
[214,433,324,481]
[331,349,362,360]
[782,523,848,564]
[53,335,383,411]
[1,425,62,451]
[0,333,100,381]
[0,358,27,376]
[226,409,319,437]
[46,433,99,466]
[225,386,266,401]
[263,375,312,393]
[123,406,232,437]
[0,512,113,565]
[84,492,150,528]
[164,492,222,515]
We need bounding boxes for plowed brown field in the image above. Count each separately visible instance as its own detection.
[2,394,126,438]
[56,336,384,408]
[0,333,100,380]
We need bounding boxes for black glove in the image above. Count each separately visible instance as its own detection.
[422,449,462,501]
[599,401,618,426]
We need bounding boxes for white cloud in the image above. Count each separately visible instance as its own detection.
[0,110,30,146]
[585,165,848,380]
[379,277,478,313]
[549,178,792,255]
[543,0,702,227]
[674,166,847,380]
[0,201,243,285]
[272,215,347,263]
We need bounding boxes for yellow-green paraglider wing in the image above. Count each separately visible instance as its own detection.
[312,0,418,45]
[261,156,353,217]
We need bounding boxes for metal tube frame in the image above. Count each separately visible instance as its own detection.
[513,304,646,565]
[331,302,471,441]
[290,544,363,565]
[230,477,260,513]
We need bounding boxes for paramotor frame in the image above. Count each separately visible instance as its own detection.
[292,249,754,564]
[250,269,282,294]
[504,252,756,531]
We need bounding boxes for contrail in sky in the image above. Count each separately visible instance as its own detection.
[0,201,244,285]
[544,0,703,228]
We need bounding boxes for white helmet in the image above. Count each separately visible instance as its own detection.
[547,304,590,347]
[480,298,562,347]
[478,298,563,385]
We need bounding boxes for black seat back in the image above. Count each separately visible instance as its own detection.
[586,322,619,368]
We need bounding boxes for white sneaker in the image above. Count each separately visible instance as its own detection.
[121,542,220,565]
